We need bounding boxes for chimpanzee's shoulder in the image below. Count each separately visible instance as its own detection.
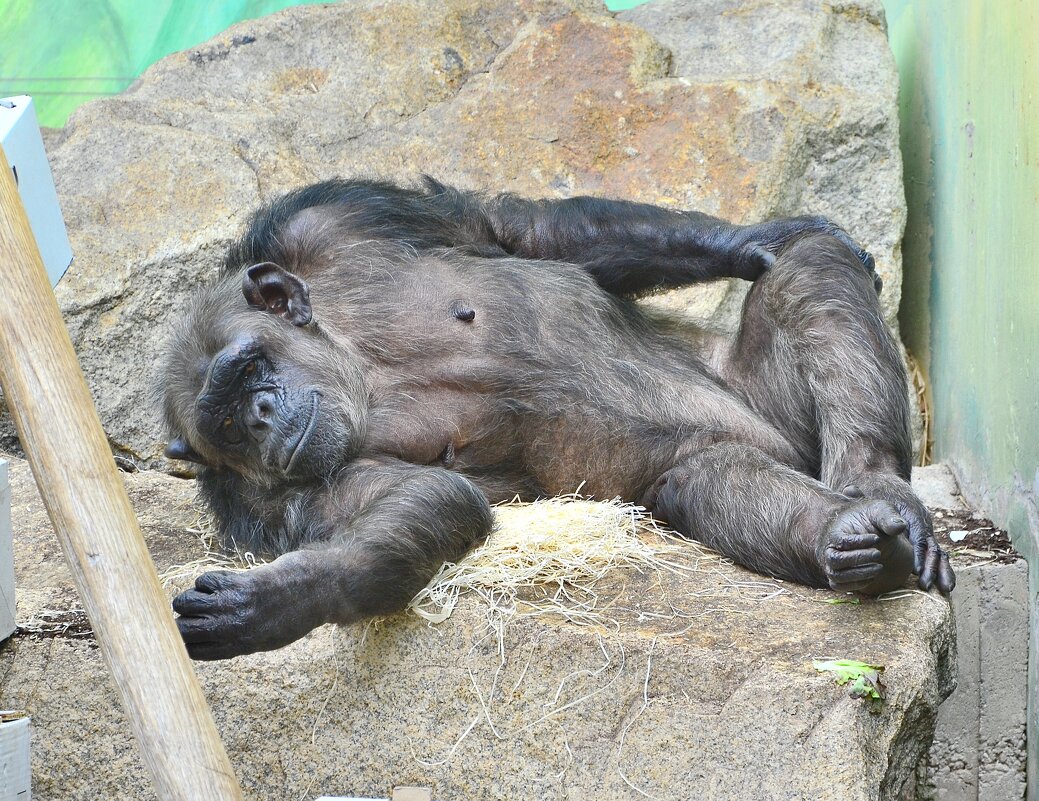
[221,178,499,274]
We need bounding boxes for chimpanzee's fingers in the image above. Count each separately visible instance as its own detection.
[918,541,942,590]
[937,550,956,593]
[827,563,885,592]
[827,530,882,551]
[827,548,883,569]
[815,220,877,281]
[173,588,217,616]
[820,223,857,260]
[901,511,929,576]
[735,241,776,280]
[912,536,928,581]
[177,615,219,643]
[750,243,776,271]
[853,248,882,295]
[195,570,235,593]
[873,508,908,539]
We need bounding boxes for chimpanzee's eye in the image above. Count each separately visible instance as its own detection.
[243,361,256,376]
[223,416,234,429]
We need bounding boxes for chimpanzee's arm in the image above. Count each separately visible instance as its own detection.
[480,193,877,296]
[173,459,492,660]
[420,178,878,297]
[234,178,878,298]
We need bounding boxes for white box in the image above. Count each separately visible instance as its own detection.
[0,462,13,642]
[0,96,73,287]
[0,715,30,800]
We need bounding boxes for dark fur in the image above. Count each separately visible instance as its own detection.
[161,178,953,660]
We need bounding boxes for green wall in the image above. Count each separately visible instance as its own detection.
[882,1,1038,793]
[0,0,317,126]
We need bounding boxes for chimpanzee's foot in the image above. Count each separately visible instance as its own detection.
[817,500,915,595]
[840,474,955,593]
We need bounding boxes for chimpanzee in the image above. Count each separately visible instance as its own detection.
[161,177,955,660]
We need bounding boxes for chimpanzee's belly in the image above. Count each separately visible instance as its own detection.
[354,257,798,503]
[360,373,668,503]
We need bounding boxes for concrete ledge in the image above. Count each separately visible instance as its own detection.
[0,455,954,800]
[913,466,1029,801]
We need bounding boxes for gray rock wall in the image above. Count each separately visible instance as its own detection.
[5,0,908,467]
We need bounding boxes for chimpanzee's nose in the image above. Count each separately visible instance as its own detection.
[244,391,276,441]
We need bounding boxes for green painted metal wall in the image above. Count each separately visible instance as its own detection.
[882,1,1038,793]
[881,2,1038,557]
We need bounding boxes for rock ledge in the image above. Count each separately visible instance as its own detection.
[2,455,952,800]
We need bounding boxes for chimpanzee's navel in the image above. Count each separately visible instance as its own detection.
[450,300,476,322]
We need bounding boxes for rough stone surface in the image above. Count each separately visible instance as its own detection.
[619,0,905,322]
[0,453,953,801]
[0,0,909,466]
[910,465,968,511]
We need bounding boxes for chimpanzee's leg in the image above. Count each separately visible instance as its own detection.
[643,443,914,593]
[173,459,493,660]
[716,233,953,591]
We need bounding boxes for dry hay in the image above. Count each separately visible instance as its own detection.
[161,496,769,637]
[157,512,265,594]
[408,496,721,651]
[906,351,932,466]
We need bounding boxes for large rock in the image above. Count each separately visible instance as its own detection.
[0,454,952,800]
[8,0,907,466]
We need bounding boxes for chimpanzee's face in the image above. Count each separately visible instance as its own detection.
[160,264,366,485]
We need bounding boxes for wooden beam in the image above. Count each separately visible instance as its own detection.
[0,148,243,800]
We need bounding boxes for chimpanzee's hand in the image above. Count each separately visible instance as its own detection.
[737,216,881,294]
[842,478,955,593]
[173,553,329,660]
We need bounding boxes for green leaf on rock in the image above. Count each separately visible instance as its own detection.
[813,658,885,713]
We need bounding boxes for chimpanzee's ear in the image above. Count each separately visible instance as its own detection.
[164,437,208,465]
[241,262,313,327]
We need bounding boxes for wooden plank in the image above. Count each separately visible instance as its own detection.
[0,148,243,800]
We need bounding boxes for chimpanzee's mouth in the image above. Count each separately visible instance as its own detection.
[284,392,321,473]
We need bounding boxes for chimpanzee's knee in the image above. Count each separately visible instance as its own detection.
[746,233,885,333]
[772,232,882,297]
